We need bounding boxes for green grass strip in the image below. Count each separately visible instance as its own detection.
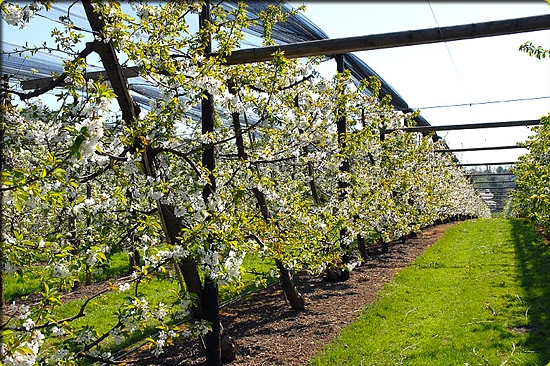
[311,218,550,366]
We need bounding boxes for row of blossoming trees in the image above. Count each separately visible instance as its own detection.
[508,43,549,236]
[510,113,550,233]
[0,1,490,365]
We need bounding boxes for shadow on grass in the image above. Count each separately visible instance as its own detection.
[510,218,550,364]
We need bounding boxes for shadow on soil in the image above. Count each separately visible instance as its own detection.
[510,218,550,364]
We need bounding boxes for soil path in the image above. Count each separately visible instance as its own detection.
[128,222,455,365]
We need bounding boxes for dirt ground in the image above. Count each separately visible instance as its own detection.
[124,223,455,366]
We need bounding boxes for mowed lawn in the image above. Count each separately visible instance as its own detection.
[311,218,550,365]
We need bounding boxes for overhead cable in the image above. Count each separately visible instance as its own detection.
[414,95,550,110]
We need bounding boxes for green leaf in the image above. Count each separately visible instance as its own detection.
[15,346,34,356]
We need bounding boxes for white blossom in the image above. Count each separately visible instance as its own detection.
[109,328,126,345]
[75,329,94,345]
[85,249,98,267]
[22,318,35,331]
[118,282,131,292]
[52,263,70,279]
[154,302,168,320]
[51,326,65,337]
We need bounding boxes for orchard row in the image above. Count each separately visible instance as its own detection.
[0,2,490,365]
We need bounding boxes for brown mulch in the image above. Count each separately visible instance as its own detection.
[124,222,455,366]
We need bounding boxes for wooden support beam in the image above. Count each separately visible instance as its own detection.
[19,14,550,90]
[388,119,540,133]
[222,14,550,65]
[473,180,516,184]
[21,66,142,91]
[475,184,516,187]
[466,173,516,176]
[476,185,516,188]
[476,186,516,188]
[457,162,515,167]
[435,145,524,153]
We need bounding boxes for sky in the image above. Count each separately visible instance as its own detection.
[295,1,550,166]
[3,1,550,167]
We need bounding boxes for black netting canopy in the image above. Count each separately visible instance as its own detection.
[1,1,430,127]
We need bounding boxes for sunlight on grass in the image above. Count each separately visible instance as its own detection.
[4,271,43,303]
[310,218,550,365]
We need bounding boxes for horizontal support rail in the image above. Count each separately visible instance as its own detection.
[388,120,541,134]
[223,14,550,65]
[458,162,515,167]
[473,178,516,181]
[21,66,142,91]
[478,187,517,194]
[19,14,550,90]
[465,173,516,176]
[435,145,524,153]
[479,187,515,189]
[478,184,516,186]
[476,186,516,189]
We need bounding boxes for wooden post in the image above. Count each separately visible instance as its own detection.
[0,74,9,339]
[356,107,373,261]
[335,54,351,278]
[336,55,349,197]
[199,3,224,365]
[378,126,389,254]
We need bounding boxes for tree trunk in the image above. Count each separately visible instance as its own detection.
[85,182,92,285]
[380,236,389,254]
[0,75,6,340]
[203,277,221,365]
[229,84,305,311]
[85,270,93,286]
[81,2,224,363]
[0,269,4,329]
[199,3,224,363]
[178,256,204,318]
[275,259,305,311]
[128,248,140,274]
[358,234,368,262]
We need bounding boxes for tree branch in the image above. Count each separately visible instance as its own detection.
[152,147,201,176]
[247,73,315,94]
[19,41,98,101]
[13,287,112,331]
